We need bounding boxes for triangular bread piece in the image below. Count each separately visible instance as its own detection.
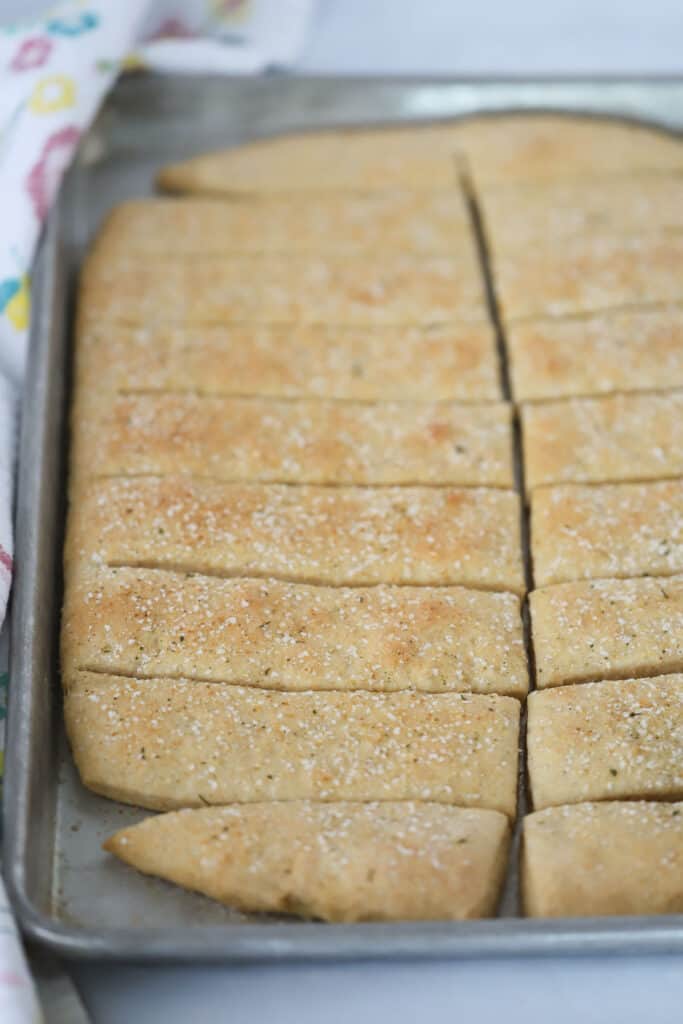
[105,801,510,922]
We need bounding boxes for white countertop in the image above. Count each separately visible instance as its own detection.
[24,0,683,1018]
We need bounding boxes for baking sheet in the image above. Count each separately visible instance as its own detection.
[5,75,683,961]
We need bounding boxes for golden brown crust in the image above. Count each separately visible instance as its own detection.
[65,671,521,816]
[71,392,514,488]
[521,390,683,490]
[157,126,462,193]
[530,574,683,688]
[481,175,683,245]
[458,114,683,183]
[62,568,528,697]
[61,117,683,921]
[91,193,471,255]
[79,251,487,327]
[157,118,683,195]
[508,308,683,402]
[75,322,502,403]
[66,477,525,593]
[527,676,683,810]
[104,801,511,922]
[491,233,683,322]
[531,480,683,587]
[523,801,683,917]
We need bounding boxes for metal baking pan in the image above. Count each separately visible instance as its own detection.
[5,75,683,962]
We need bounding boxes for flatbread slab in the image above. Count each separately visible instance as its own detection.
[158,126,462,193]
[67,477,525,593]
[527,676,683,809]
[62,568,528,697]
[158,118,683,194]
[104,801,511,922]
[522,390,683,490]
[523,801,683,917]
[491,232,683,321]
[65,671,521,816]
[457,114,683,183]
[530,574,683,688]
[92,193,471,256]
[481,175,683,245]
[80,251,487,326]
[75,322,502,402]
[508,307,683,402]
[531,480,683,587]
[72,393,514,488]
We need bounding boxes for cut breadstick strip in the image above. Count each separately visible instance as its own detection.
[457,114,683,184]
[530,575,683,688]
[62,568,528,697]
[72,393,514,488]
[522,390,683,490]
[481,175,683,246]
[66,477,525,593]
[527,676,683,810]
[157,126,461,193]
[508,307,683,402]
[531,574,683,688]
[79,252,487,326]
[531,481,683,587]
[104,801,511,922]
[74,322,502,403]
[92,193,471,256]
[491,232,683,321]
[65,671,520,816]
[523,801,683,918]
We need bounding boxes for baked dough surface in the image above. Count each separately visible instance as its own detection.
[105,801,511,922]
[481,175,683,245]
[67,477,525,593]
[68,113,683,921]
[158,125,464,193]
[92,193,472,255]
[72,393,514,488]
[65,671,520,816]
[527,676,683,809]
[158,117,683,194]
[530,574,683,688]
[508,308,683,402]
[63,569,528,697]
[81,251,487,326]
[522,390,683,490]
[523,801,683,917]
[492,232,683,321]
[531,480,683,587]
[75,322,502,403]
[455,115,683,183]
